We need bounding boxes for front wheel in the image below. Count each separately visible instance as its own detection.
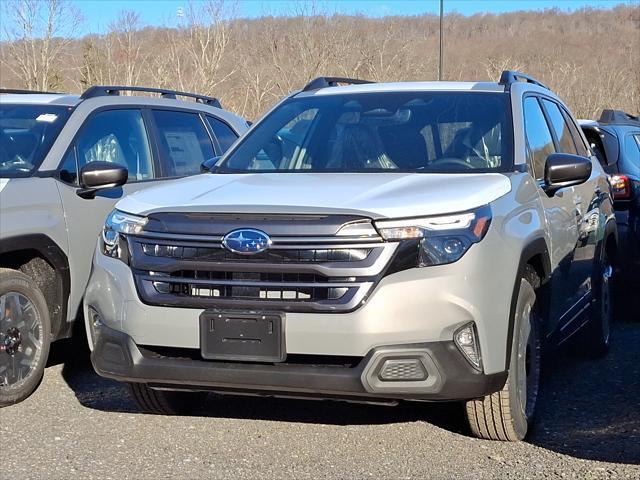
[465,268,541,441]
[0,268,51,407]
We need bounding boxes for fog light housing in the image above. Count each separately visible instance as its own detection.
[87,306,103,349]
[378,358,428,382]
[454,322,482,370]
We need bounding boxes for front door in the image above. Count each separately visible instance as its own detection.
[55,108,163,319]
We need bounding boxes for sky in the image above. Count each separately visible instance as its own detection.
[70,0,631,34]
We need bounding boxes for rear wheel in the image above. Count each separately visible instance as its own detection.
[128,382,207,415]
[0,268,51,407]
[465,267,541,441]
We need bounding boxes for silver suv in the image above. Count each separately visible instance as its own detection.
[86,72,617,441]
[0,86,248,406]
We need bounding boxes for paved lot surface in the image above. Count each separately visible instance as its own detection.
[2,276,639,479]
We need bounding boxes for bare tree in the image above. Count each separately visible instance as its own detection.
[0,3,638,118]
[167,0,237,96]
[1,0,83,90]
[108,10,147,87]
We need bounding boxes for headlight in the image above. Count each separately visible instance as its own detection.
[101,210,147,261]
[375,206,491,266]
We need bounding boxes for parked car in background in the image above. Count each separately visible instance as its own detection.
[0,86,249,407]
[580,111,640,264]
[86,72,616,441]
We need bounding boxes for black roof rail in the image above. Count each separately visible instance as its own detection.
[0,88,59,95]
[498,70,550,92]
[302,77,375,92]
[598,109,639,125]
[80,85,222,108]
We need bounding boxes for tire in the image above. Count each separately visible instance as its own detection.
[581,250,612,357]
[0,268,51,407]
[128,382,207,415]
[465,266,542,441]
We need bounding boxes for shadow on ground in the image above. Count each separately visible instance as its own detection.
[56,271,640,465]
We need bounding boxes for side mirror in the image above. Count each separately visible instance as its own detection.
[77,161,128,199]
[544,153,592,196]
[201,156,222,173]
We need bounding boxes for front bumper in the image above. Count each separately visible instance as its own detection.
[91,322,507,401]
[85,217,521,376]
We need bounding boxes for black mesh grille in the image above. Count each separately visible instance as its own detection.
[141,243,371,263]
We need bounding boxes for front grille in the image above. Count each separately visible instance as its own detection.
[141,243,372,263]
[129,215,397,312]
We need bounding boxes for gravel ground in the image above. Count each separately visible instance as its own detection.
[2,278,639,479]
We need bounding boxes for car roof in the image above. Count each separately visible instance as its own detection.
[298,81,506,97]
[0,93,82,106]
[0,92,248,130]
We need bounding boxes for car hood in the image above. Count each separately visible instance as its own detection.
[117,172,512,219]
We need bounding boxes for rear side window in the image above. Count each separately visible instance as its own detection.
[74,109,154,182]
[541,99,577,155]
[152,110,215,177]
[625,133,640,165]
[523,97,556,179]
[206,116,238,152]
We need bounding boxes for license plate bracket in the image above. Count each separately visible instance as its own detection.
[199,310,285,362]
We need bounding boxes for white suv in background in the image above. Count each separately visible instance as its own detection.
[0,86,248,407]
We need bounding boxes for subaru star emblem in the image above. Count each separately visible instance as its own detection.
[222,228,271,255]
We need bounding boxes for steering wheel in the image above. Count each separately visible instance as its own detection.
[431,157,474,170]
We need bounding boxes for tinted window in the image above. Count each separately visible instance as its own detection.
[59,149,78,184]
[0,104,72,177]
[153,110,215,177]
[523,97,556,179]
[541,99,577,155]
[625,133,640,165]
[206,116,238,152]
[562,109,590,157]
[75,109,154,182]
[220,92,513,173]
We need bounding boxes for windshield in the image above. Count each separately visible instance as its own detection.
[220,92,513,173]
[0,104,73,177]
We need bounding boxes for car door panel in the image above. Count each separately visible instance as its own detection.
[56,109,164,319]
[540,98,599,337]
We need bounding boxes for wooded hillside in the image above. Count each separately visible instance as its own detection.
[1,1,638,120]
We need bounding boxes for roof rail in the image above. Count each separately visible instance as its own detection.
[80,85,222,108]
[498,70,550,92]
[0,88,59,95]
[598,109,639,125]
[302,77,375,92]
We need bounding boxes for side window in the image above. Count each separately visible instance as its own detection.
[625,133,640,165]
[152,110,215,177]
[562,109,590,157]
[523,97,556,179]
[205,116,238,153]
[541,99,577,155]
[59,148,78,184]
[75,109,154,182]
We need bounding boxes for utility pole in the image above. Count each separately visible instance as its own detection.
[438,0,444,81]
